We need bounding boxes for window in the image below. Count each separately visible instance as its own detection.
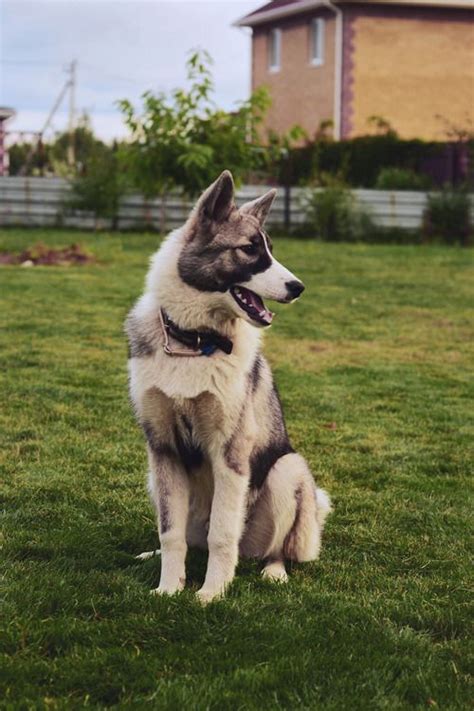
[310,18,324,66]
[268,28,281,72]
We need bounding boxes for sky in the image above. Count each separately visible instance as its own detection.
[0,0,259,142]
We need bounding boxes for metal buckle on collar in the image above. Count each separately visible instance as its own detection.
[159,308,209,358]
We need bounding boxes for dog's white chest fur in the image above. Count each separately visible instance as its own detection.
[128,292,260,403]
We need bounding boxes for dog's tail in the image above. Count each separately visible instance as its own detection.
[282,477,332,563]
[135,549,161,561]
[315,487,332,528]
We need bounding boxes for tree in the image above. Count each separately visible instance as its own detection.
[117,50,270,231]
[8,141,48,176]
[50,114,109,174]
[68,142,128,229]
[8,114,109,177]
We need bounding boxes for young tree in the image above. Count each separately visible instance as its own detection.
[68,142,128,229]
[117,50,270,232]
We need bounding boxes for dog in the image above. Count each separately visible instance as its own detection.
[126,170,331,603]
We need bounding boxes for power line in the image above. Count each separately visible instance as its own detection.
[2,58,162,88]
[78,62,164,88]
[0,60,58,66]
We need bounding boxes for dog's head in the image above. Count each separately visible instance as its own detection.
[177,171,304,327]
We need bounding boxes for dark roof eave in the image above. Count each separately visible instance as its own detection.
[234,0,474,27]
[234,0,330,27]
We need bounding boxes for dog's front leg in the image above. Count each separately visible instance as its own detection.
[148,449,190,595]
[197,460,249,603]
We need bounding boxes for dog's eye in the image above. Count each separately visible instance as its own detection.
[240,243,258,256]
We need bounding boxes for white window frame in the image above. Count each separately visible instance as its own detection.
[310,18,325,66]
[268,27,282,73]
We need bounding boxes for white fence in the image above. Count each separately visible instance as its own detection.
[0,176,470,231]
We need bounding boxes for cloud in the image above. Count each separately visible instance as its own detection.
[1,0,258,141]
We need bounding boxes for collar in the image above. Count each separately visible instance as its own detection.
[159,309,233,357]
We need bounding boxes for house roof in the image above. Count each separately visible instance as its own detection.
[235,0,474,26]
[0,107,15,121]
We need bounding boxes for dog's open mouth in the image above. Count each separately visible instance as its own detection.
[231,286,274,326]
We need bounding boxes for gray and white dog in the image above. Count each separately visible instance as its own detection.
[126,170,331,603]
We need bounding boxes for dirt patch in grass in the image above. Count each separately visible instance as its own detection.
[0,241,94,266]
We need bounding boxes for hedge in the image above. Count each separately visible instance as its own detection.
[274,135,472,189]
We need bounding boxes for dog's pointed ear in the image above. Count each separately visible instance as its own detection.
[240,188,277,226]
[198,170,235,223]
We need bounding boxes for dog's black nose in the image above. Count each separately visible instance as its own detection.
[285,280,305,300]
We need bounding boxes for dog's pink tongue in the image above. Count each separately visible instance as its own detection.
[261,310,274,325]
[247,290,273,324]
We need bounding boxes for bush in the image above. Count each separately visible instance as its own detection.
[375,167,432,191]
[301,184,376,242]
[423,190,473,245]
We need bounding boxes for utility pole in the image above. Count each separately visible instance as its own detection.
[67,60,77,168]
[20,78,71,176]
[18,60,78,176]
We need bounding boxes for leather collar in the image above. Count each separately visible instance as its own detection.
[160,309,233,357]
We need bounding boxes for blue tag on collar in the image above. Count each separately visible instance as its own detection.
[201,343,217,356]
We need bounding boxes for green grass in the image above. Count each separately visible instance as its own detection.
[1,229,473,710]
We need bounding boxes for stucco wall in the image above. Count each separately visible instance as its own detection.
[347,6,474,139]
[252,10,336,138]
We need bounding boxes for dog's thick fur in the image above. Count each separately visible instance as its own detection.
[126,171,331,602]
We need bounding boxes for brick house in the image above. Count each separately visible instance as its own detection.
[235,0,474,140]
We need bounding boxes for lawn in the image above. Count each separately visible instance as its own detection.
[1,229,473,710]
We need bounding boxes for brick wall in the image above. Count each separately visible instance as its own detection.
[250,4,473,142]
[345,5,474,140]
[252,10,336,137]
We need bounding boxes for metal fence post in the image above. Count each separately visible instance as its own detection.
[284,184,291,233]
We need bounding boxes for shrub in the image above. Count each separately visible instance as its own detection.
[423,190,473,245]
[375,167,432,191]
[301,184,376,242]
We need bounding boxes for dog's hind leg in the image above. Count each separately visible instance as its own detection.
[262,557,288,582]
[278,454,331,563]
[242,453,331,575]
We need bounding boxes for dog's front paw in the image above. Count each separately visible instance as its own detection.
[196,587,224,605]
[150,577,185,596]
